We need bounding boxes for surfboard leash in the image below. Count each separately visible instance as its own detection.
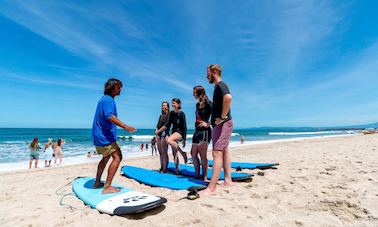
[56,177,87,212]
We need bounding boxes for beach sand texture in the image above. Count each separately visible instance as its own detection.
[0,134,377,226]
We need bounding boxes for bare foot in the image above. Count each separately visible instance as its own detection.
[93,181,104,189]
[198,188,216,196]
[223,180,233,187]
[102,186,121,194]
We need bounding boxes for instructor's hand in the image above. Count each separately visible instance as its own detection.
[124,125,137,133]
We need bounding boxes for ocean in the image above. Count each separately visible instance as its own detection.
[0,128,357,172]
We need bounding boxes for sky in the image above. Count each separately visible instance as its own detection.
[0,0,377,129]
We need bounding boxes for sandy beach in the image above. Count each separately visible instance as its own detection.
[1,134,377,227]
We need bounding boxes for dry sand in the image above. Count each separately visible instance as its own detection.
[1,134,377,227]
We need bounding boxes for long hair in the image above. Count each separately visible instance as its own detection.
[57,138,62,146]
[30,137,38,149]
[104,78,123,95]
[161,101,170,114]
[172,98,182,110]
[193,85,210,108]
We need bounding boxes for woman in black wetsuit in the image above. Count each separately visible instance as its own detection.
[155,101,170,172]
[191,86,212,180]
[157,98,188,173]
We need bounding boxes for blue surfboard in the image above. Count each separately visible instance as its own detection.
[121,165,207,191]
[72,177,167,215]
[208,160,279,170]
[167,163,253,182]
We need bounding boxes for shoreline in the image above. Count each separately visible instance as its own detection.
[0,133,357,174]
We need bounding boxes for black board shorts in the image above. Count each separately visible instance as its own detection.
[192,129,211,144]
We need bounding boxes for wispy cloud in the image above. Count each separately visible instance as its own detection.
[0,69,100,90]
[0,1,193,92]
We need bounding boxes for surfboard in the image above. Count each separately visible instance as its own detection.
[121,165,207,191]
[72,177,167,215]
[167,163,253,182]
[208,160,279,169]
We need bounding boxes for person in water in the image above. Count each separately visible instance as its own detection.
[92,78,136,194]
[53,138,64,165]
[151,136,157,156]
[29,137,41,169]
[44,138,54,167]
[200,64,233,196]
[191,85,212,181]
[155,101,170,172]
[158,98,188,173]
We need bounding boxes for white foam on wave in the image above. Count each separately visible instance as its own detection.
[118,132,240,141]
[0,148,157,173]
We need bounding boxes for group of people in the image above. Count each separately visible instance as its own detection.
[140,139,158,156]
[92,64,232,196]
[28,137,64,169]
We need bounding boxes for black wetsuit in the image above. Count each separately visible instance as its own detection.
[211,81,232,126]
[156,113,170,138]
[193,101,212,144]
[165,110,187,140]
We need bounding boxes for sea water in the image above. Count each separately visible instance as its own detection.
[0,128,357,172]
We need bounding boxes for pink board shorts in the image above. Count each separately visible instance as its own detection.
[212,120,233,151]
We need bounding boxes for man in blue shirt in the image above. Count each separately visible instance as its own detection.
[92,78,136,194]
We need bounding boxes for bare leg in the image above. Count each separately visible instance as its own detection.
[161,136,169,172]
[222,148,232,186]
[102,147,122,194]
[94,155,110,188]
[29,159,32,169]
[166,133,183,173]
[199,150,223,196]
[156,137,163,171]
[35,159,38,168]
[198,143,209,181]
[191,144,200,178]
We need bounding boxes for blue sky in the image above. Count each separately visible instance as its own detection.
[0,1,377,128]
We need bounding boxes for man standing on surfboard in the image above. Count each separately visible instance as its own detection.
[200,64,233,196]
[92,78,137,194]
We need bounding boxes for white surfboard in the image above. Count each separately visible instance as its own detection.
[72,177,167,215]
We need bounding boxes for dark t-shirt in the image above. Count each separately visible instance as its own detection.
[165,110,187,140]
[195,101,212,131]
[211,81,232,126]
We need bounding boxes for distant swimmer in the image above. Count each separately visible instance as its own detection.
[191,85,212,181]
[92,78,137,194]
[29,137,41,169]
[155,101,170,172]
[200,64,233,196]
[158,98,188,174]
